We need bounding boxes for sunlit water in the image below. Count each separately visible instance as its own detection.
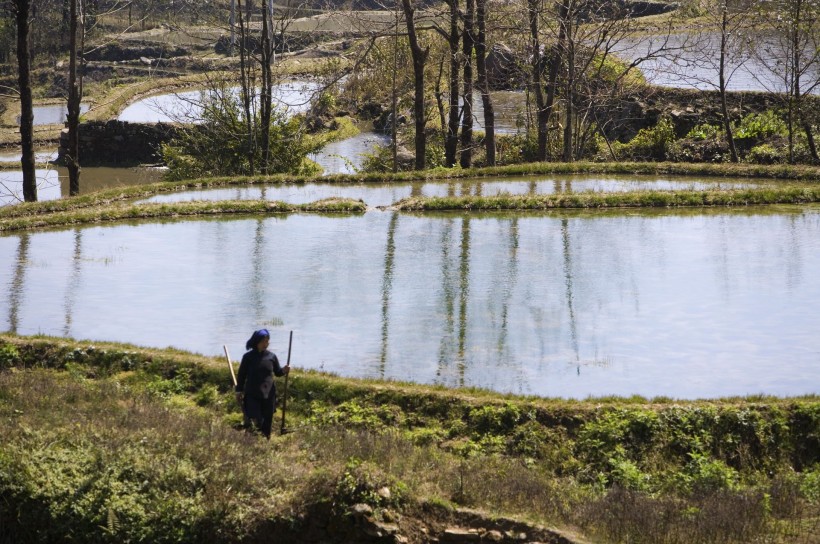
[118,81,321,123]
[2,207,820,399]
[137,174,773,207]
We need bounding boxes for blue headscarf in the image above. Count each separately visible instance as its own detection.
[245,329,270,351]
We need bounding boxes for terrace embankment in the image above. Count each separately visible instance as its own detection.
[1,334,818,543]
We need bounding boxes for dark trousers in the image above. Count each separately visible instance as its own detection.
[244,394,276,438]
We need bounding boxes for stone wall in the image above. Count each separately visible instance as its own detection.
[600,87,817,142]
[58,120,182,166]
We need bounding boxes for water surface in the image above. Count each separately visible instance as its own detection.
[137,174,773,207]
[17,104,90,126]
[309,131,391,175]
[118,81,320,123]
[0,166,164,206]
[2,207,819,399]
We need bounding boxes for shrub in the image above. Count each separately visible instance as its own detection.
[612,117,675,161]
[734,110,787,142]
[686,123,723,141]
[162,86,318,180]
[0,343,19,370]
[748,143,784,164]
[676,453,740,496]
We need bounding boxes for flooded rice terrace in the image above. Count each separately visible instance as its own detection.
[138,175,775,208]
[2,205,820,399]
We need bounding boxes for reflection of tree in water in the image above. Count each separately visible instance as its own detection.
[561,218,581,374]
[7,233,30,333]
[434,206,473,387]
[456,217,471,385]
[436,218,457,381]
[378,212,399,376]
[248,218,267,325]
[63,229,83,336]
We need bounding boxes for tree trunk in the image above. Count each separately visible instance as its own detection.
[459,0,475,168]
[15,0,36,202]
[67,0,82,196]
[562,15,574,162]
[545,0,568,160]
[237,0,255,175]
[402,0,429,170]
[719,5,739,162]
[527,0,548,162]
[445,0,460,167]
[260,0,273,174]
[475,0,494,166]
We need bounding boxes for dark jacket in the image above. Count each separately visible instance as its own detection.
[235,349,284,400]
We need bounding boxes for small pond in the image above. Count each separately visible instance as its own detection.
[137,174,774,208]
[2,206,819,399]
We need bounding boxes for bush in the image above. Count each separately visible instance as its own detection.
[734,110,787,142]
[162,85,319,180]
[612,117,675,161]
[748,143,784,165]
[0,343,19,370]
[686,123,723,141]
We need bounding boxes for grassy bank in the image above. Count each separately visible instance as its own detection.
[393,186,820,211]
[1,334,818,543]
[3,161,820,223]
[0,198,365,232]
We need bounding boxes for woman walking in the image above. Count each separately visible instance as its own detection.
[235,329,289,438]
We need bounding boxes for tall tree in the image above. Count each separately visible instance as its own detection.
[401,0,429,170]
[527,0,549,161]
[459,0,475,168]
[443,0,461,167]
[11,0,36,201]
[66,0,84,195]
[474,0,495,165]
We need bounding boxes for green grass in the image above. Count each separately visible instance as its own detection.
[393,186,820,211]
[0,198,366,232]
[3,161,820,222]
[1,333,819,544]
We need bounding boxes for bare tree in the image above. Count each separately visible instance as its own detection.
[475,0,495,165]
[751,0,820,162]
[402,0,430,170]
[8,0,36,201]
[459,0,475,167]
[444,0,461,167]
[66,0,84,195]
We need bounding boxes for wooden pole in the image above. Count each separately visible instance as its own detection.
[223,344,237,387]
[280,330,293,434]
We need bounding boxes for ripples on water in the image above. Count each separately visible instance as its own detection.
[2,207,819,399]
